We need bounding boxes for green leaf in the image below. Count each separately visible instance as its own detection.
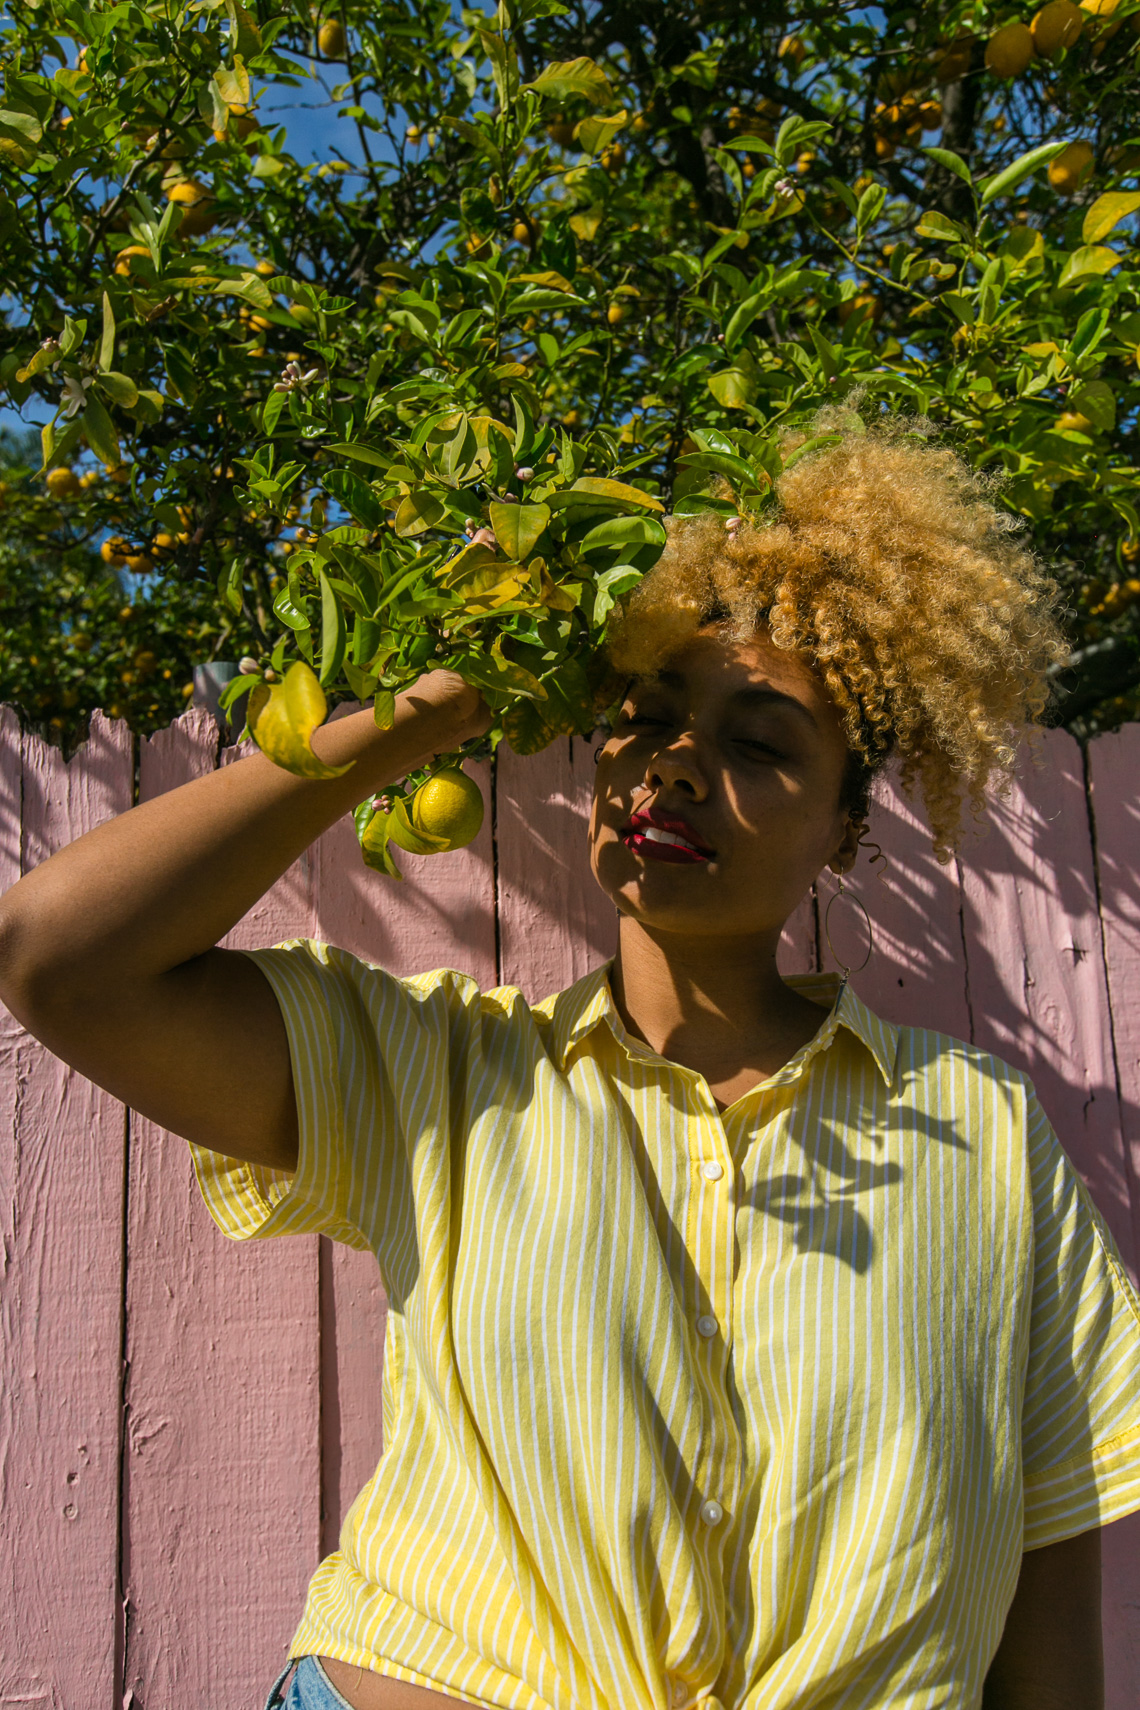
[915,209,966,242]
[98,292,115,372]
[502,697,560,755]
[395,490,447,535]
[592,566,642,623]
[578,515,667,554]
[723,292,768,351]
[1058,245,1122,288]
[360,809,405,878]
[318,569,347,687]
[58,315,86,359]
[1082,192,1140,245]
[708,366,756,408]
[328,441,391,469]
[40,416,81,473]
[97,371,138,408]
[941,291,976,326]
[387,795,451,854]
[225,0,262,58]
[323,468,385,530]
[1070,379,1116,431]
[262,388,286,434]
[459,650,547,700]
[528,56,613,106]
[921,147,973,188]
[441,116,504,176]
[980,140,1068,205]
[855,182,886,236]
[82,393,120,466]
[575,110,627,155]
[373,689,395,728]
[570,477,664,511]
[272,586,311,632]
[489,500,551,557]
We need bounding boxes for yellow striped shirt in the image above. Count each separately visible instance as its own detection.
[192,946,1140,1710]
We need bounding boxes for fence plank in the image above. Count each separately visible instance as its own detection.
[1085,725,1140,1710]
[1087,724,1140,1269]
[0,713,133,1710]
[122,714,322,1709]
[957,729,1132,1266]
[312,759,497,984]
[496,738,616,1001]
[821,772,972,1040]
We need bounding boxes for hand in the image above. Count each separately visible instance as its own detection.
[399,670,493,750]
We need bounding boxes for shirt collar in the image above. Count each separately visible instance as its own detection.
[542,964,899,1090]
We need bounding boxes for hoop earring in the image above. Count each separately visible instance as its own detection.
[823,872,873,977]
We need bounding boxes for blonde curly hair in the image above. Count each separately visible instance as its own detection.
[607,423,1068,862]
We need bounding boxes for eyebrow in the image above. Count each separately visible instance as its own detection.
[647,672,819,730]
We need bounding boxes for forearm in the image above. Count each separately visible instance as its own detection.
[0,675,479,1003]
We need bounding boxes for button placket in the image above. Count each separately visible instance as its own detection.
[685,1092,740,1572]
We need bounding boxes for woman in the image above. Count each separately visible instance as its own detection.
[2,428,1138,1710]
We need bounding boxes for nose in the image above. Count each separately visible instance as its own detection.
[646,731,709,800]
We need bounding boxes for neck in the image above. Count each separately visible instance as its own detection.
[610,915,829,1103]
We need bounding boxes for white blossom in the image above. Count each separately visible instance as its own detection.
[60,375,93,418]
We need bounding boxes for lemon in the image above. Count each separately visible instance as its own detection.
[1032,0,1084,57]
[410,769,484,851]
[46,466,81,498]
[1048,139,1094,194]
[318,18,346,56]
[985,20,1035,77]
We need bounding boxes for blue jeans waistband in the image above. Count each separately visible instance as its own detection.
[263,1655,357,1710]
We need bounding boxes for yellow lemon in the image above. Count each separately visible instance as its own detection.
[1032,0,1084,57]
[410,768,485,851]
[318,18,346,56]
[985,20,1035,77]
[46,466,81,498]
[1048,139,1094,194]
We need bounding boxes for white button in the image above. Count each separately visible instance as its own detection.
[700,1499,724,1526]
[696,1314,718,1338]
[700,1160,724,1181]
[671,1683,687,1707]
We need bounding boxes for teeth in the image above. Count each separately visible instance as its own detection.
[642,826,699,852]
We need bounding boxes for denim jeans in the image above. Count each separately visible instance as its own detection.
[263,1655,356,1710]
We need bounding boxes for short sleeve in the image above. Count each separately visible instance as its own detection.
[190,939,479,1259]
[1020,1092,1140,1548]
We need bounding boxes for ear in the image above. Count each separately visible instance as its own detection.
[827,815,863,877]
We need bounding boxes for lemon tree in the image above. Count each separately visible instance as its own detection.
[1,0,1140,812]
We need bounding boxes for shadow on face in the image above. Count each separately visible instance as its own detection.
[588,627,860,945]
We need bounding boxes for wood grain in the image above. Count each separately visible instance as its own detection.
[122,712,322,1709]
[957,730,1132,1265]
[0,712,133,1710]
[1085,724,1140,1710]
[496,737,617,1001]
[821,770,972,1040]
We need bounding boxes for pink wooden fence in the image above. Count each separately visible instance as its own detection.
[2,706,1140,1709]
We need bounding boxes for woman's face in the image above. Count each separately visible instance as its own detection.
[589,628,861,942]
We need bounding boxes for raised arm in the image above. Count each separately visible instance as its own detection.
[0,672,488,1174]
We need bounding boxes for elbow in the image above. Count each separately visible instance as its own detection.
[0,888,80,1029]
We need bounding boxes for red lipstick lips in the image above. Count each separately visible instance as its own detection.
[621,808,714,865]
